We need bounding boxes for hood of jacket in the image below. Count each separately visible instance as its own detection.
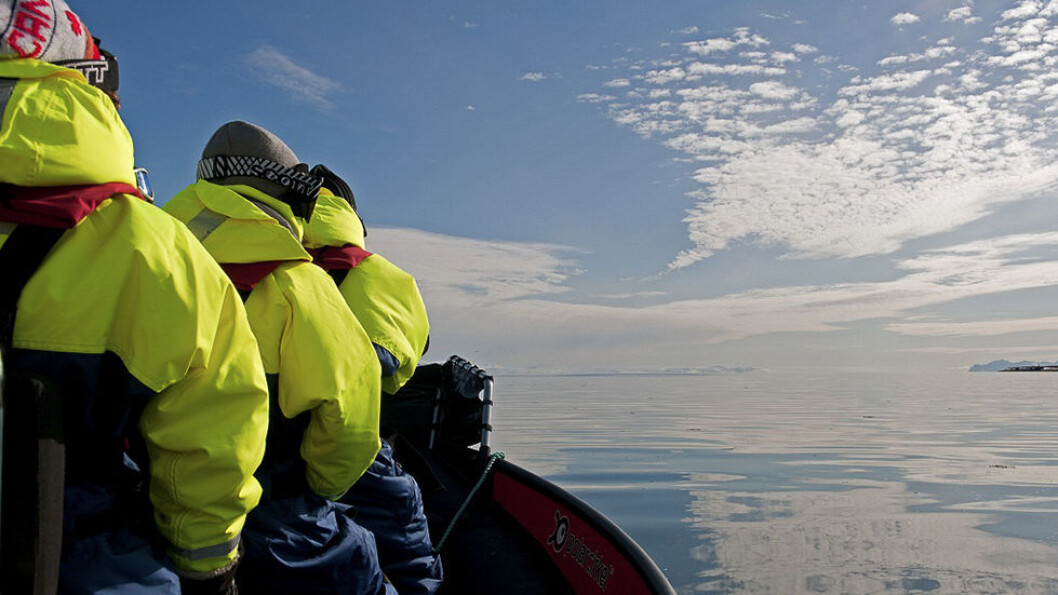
[162,179,312,265]
[0,58,134,188]
[303,191,365,250]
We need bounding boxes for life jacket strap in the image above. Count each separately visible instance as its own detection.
[0,223,67,594]
[0,224,65,350]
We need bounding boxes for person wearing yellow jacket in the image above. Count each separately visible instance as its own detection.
[303,178,430,396]
[162,121,394,595]
[0,3,269,594]
[303,172,441,594]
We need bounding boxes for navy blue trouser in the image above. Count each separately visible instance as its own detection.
[340,440,443,595]
[58,483,179,594]
[238,493,396,595]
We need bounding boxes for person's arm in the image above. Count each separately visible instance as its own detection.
[137,279,269,578]
[244,263,382,499]
[337,253,430,395]
[274,265,383,499]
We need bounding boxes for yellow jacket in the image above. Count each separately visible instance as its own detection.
[0,59,268,575]
[163,181,382,499]
[304,192,430,394]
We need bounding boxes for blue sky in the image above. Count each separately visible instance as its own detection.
[77,1,1058,373]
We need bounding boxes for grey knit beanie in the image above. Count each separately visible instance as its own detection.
[197,121,322,219]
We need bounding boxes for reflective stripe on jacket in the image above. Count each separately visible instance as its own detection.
[164,180,383,500]
[0,59,269,575]
[304,192,430,394]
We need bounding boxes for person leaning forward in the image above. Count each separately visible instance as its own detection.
[303,170,430,396]
[162,121,394,595]
[303,168,442,595]
[0,2,269,593]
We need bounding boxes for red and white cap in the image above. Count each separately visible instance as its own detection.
[0,0,97,62]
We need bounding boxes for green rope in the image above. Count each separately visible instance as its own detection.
[433,451,505,554]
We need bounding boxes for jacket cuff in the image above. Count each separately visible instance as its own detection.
[170,534,241,577]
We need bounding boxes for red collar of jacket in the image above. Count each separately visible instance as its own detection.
[306,244,373,271]
[220,261,287,292]
[0,183,145,229]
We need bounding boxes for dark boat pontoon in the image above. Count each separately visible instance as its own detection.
[385,356,676,595]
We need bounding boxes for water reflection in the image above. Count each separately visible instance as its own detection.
[491,371,1058,593]
[689,478,1058,593]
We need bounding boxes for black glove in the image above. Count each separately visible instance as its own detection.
[179,563,238,595]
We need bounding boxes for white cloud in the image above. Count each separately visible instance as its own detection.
[604,78,631,87]
[770,51,799,64]
[878,55,910,67]
[945,6,976,22]
[839,70,933,95]
[891,12,922,26]
[898,344,1058,354]
[887,316,1058,337]
[596,291,668,300]
[586,11,1058,271]
[685,28,769,56]
[520,72,547,82]
[677,26,700,35]
[370,228,579,303]
[644,66,687,85]
[576,93,616,103]
[369,228,1058,370]
[1002,1,1042,21]
[834,109,865,128]
[243,45,341,109]
[878,42,959,67]
[749,80,801,100]
[685,62,787,77]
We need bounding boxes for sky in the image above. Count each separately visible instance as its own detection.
[75,0,1058,374]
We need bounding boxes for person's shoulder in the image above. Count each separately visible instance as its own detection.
[353,251,421,290]
[361,251,410,275]
[111,196,203,244]
[271,259,339,295]
[95,196,232,285]
[273,261,367,324]
[160,181,212,221]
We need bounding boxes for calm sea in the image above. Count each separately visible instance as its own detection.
[489,369,1058,595]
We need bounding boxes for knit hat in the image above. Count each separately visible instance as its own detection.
[0,1,119,102]
[1,0,96,62]
[197,121,323,219]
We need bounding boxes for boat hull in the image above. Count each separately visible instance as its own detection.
[416,444,675,595]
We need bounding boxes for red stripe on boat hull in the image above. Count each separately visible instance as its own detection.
[493,470,655,594]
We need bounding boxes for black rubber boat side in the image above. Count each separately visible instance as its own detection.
[418,444,676,595]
